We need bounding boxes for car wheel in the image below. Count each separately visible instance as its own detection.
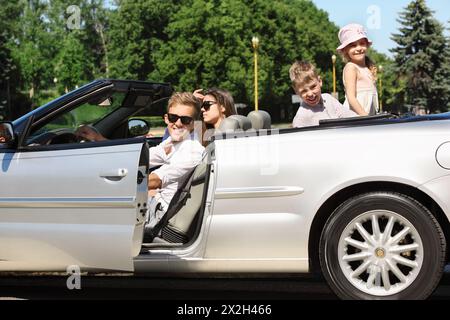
[319,192,446,300]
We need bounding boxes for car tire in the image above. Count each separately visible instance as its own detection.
[319,191,446,300]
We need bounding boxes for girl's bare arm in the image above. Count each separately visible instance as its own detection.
[343,65,368,116]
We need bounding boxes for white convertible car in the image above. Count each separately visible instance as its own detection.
[1,79,450,300]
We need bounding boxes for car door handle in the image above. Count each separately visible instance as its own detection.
[100,168,128,180]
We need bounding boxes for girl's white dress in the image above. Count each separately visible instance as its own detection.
[343,62,379,115]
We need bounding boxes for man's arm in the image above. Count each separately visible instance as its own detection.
[152,141,204,187]
[147,140,176,191]
[75,125,107,141]
[148,173,162,190]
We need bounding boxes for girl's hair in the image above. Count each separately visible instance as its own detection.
[203,87,237,118]
[365,56,377,80]
[339,42,377,80]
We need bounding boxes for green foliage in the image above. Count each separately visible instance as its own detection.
[391,0,450,113]
[55,31,94,91]
[149,0,342,121]
[7,0,110,112]
[363,49,401,113]
[9,0,441,122]
[107,0,180,80]
[0,0,28,120]
[12,1,54,95]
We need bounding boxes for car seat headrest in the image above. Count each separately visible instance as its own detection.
[247,110,271,129]
[217,117,240,132]
[227,115,252,131]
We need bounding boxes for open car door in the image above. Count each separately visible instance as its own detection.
[0,140,148,272]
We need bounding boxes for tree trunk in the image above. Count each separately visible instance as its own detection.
[96,22,109,77]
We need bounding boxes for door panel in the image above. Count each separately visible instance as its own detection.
[0,142,147,272]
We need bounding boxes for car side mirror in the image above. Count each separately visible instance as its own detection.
[128,119,149,137]
[0,122,15,145]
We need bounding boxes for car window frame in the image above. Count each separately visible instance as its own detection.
[23,85,120,147]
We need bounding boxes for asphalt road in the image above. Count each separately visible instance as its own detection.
[1,271,450,300]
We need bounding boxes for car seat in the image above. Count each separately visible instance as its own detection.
[247,110,271,129]
[144,160,208,244]
[227,115,252,130]
[160,160,208,243]
[217,117,240,131]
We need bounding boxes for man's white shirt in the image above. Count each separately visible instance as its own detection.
[149,136,205,208]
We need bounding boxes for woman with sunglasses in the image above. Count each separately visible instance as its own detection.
[193,88,236,144]
[160,88,236,143]
[194,88,236,129]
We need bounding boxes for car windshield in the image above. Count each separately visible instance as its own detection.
[27,91,126,141]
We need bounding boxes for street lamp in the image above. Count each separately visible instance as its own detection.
[331,54,337,98]
[53,77,59,94]
[252,36,259,111]
[378,65,383,112]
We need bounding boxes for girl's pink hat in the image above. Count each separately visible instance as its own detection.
[337,23,372,52]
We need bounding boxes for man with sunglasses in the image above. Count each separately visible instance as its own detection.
[77,92,203,233]
[146,92,204,231]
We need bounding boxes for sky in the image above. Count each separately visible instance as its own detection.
[311,0,450,56]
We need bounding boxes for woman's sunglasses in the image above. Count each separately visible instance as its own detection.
[201,101,216,111]
[167,113,194,125]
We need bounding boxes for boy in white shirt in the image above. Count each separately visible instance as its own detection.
[290,61,356,128]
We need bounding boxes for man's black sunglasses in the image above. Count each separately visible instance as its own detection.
[167,113,194,125]
[201,101,216,111]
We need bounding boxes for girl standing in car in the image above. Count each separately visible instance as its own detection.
[337,23,379,116]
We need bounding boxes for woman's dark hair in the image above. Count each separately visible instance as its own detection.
[203,88,236,117]
[201,87,236,144]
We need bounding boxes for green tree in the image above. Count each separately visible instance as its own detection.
[48,0,109,91]
[150,0,252,95]
[391,0,450,113]
[46,0,110,89]
[0,1,26,120]
[432,22,450,112]
[150,0,342,122]
[108,0,180,80]
[9,0,112,106]
[54,31,94,91]
[363,50,400,114]
[79,0,111,78]
[6,0,392,122]
[12,0,56,102]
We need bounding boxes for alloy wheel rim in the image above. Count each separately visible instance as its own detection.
[337,210,423,296]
